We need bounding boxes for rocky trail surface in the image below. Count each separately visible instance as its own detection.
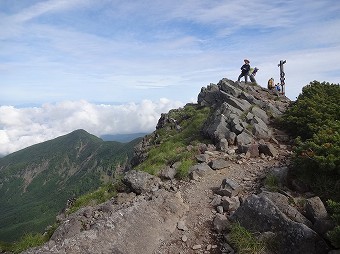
[156,145,290,254]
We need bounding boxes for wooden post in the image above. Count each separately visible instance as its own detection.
[278,60,286,95]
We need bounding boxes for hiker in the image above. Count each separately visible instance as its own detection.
[275,83,281,92]
[237,59,250,83]
[249,67,259,82]
[267,78,274,90]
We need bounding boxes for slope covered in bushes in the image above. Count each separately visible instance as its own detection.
[280,80,340,247]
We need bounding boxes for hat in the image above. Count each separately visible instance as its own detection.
[244,59,250,63]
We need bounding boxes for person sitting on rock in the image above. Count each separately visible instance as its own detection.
[267,78,274,90]
[237,59,250,83]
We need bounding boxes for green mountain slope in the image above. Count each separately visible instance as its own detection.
[0,129,141,243]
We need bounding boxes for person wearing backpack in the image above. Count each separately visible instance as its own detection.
[249,67,259,82]
[237,59,250,83]
[267,78,275,90]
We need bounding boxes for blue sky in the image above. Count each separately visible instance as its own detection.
[0,0,340,155]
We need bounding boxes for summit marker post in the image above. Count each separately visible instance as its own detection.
[278,60,286,95]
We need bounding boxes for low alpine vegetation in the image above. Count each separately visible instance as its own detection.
[135,104,212,178]
[280,80,340,247]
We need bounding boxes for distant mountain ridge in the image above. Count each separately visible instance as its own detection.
[101,132,149,142]
[0,129,141,242]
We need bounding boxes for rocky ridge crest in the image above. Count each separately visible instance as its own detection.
[23,79,336,254]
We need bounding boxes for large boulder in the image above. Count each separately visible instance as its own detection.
[24,190,189,254]
[231,194,329,254]
[123,170,161,194]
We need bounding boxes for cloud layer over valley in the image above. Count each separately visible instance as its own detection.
[0,99,184,156]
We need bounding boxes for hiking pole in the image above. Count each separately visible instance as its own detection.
[278,60,286,95]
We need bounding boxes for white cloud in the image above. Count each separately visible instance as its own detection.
[0,99,184,156]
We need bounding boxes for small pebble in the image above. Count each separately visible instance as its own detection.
[192,244,202,250]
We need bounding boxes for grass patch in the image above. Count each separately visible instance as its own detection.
[135,104,212,178]
[176,159,194,179]
[229,222,267,254]
[67,183,117,214]
[0,231,52,254]
[264,174,279,192]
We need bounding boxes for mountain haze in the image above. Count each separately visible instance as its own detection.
[0,129,141,242]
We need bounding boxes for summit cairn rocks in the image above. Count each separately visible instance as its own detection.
[199,78,290,157]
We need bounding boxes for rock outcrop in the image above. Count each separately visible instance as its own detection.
[200,79,290,149]
[24,189,188,254]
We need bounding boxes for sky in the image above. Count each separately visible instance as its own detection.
[1,0,340,156]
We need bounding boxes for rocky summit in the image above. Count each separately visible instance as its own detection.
[24,79,335,254]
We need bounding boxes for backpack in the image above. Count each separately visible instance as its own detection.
[267,78,274,89]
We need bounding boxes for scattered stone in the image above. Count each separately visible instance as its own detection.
[181,235,188,242]
[210,195,222,206]
[192,244,202,250]
[216,178,242,197]
[221,196,240,212]
[177,220,188,231]
[209,159,232,170]
[213,213,230,233]
[216,206,224,214]
[195,154,209,163]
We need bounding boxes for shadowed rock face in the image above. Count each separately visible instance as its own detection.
[230,194,329,254]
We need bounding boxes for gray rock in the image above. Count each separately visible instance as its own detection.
[218,138,229,152]
[219,79,243,97]
[216,178,242,197]
[211,195,222,206]
[270,167,289,187]
[195,153,209,163]
[225,95,252,112]
[189,163,213,179]
[259,191,312,228]
[197,83,221,107]
[238,144,259,158]
[221,196,240,212]
[236,131,254,145]
[226,131,237,146]
[305,196,328,223]
[123,170,162,194]
[213,213,230,233]
[209,159,232,170]
[232,123,244,135]
[251,106,269,124]
[159,166,177,180]
[231,194,329,254]
[259,143,278,157]
[26,190,189,254]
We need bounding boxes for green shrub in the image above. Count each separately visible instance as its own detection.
[327,200,340,248]
[280,81,340,248]
[281,81,340,140]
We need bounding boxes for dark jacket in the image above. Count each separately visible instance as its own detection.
[240,64,250,74]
